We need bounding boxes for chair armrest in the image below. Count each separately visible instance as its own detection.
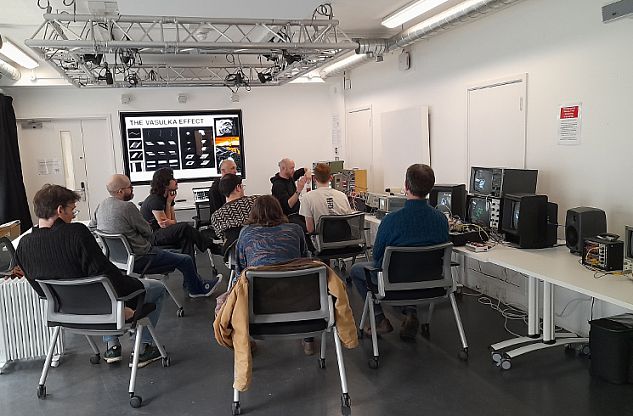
[118,288,146,302]
[361,265,381,291]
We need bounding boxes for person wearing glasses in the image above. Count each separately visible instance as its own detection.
[16,184,167,368]
[91,174,222,299]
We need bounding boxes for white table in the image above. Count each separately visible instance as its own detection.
[364,214,633,369]
[454,244,633,369]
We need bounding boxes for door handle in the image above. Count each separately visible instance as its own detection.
[75,182,87,201]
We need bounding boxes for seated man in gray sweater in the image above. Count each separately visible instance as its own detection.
[90,174,222,299]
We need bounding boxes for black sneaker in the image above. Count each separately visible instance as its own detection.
[188,275,223,298]
[104,344,122,363]
[129,344,162,368]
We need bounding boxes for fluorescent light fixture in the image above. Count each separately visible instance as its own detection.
[320,53,367,75]
[382,0,450,28]
[0,36,39,69]
[289,75,325,84]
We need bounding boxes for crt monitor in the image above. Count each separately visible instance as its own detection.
[501,194,552,249]
[472,168,494,195]
[429,184,467,219]
[467,196,491,227]
[625,226,633,261]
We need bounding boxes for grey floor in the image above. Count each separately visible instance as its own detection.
[1,254,632,416]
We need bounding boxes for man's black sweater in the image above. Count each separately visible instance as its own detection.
[270,167,305,215]
[16,218,143,298]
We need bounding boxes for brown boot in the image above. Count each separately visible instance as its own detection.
[363,317,393,337]
[302,339,315,356]
[399,315,419,342]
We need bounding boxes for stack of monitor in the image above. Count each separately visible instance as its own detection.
[625,226,633,271]
[463,166,557,248]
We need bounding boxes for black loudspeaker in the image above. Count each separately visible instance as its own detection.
[565,207,607,254]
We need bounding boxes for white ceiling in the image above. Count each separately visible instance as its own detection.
[0,0,467,37]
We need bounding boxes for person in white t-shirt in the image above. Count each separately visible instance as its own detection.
[299,163,353,235]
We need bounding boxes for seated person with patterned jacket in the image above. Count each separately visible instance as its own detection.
[210,173,257,244]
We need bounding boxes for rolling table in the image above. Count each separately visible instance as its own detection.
[364,214,633,370]
[454,244,633,369]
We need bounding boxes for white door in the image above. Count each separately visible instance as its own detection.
[346,108,374,191]
[18,119,114,223]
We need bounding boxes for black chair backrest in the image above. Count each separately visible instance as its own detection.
[246,265,329,324]
[381,243,454,293]
[195,201,212,229]
[223,226,242,252]
[36,276,129,328]
[0,236,16,274]
[95,231,133,272]
[315,212,366,250]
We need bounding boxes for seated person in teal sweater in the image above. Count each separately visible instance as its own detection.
[350,164,449,341]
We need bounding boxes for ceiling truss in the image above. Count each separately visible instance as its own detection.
[25,13,359,88]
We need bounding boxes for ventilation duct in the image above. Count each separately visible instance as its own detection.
[387,0,524,52]
[0,58,21,81]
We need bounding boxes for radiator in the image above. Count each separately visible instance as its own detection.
[0,278,63,373]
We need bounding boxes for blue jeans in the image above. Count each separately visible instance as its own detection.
[104,279,166,345]
[134,247,206,294]
[350,261,383,316]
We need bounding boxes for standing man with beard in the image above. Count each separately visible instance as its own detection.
[91,174,222,298]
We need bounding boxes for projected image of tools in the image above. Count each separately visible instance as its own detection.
[179,127,215,169]
[143,127,180,171]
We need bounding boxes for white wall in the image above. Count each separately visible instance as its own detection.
[343,0,633,335]
[6,83,339,202]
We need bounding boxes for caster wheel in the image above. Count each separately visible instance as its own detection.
[368,357,379,369]
[37,385,46,399]
[458,348,469,361]
[564,344,576,355]
[491,351,502,363]
[580,344,591,356]
[232,401,241,415]
[358,329,364,339]
[162,356,171,367]
[89,354,101,365]
[420,323,430,338]
[500,359,512,370]
[341,393,352,416]
[341,264,347,273]
[319,358,326,369]
[177,308,184,318]
[130,395,142,408]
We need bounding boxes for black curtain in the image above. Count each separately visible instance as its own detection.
[0,93,33,232]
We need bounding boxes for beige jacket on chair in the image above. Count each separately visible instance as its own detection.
[213,258,359,391]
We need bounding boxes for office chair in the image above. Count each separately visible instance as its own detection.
[35,276,170,408]
[0,236,16,277]
[95,231,184,317]
[192,200,223,275]
[231,265,351,415]
[222,226,242,290]
[311,212,370,276]
[358,242,469,368]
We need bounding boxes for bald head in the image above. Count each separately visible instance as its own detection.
[219,159,237,176]
[278,158,296,179]
[107,174,134,201]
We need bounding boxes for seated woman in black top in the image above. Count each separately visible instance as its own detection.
[140,168,212,265]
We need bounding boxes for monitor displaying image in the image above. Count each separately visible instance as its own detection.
[468,197,490,227]
[473,168,494,195]
[511,201,521,230]
[120,110,245,184]
[437,191,452,214]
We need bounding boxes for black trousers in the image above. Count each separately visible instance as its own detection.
[151,222,210,263]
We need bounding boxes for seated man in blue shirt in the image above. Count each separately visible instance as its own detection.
[350,164,449,341]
